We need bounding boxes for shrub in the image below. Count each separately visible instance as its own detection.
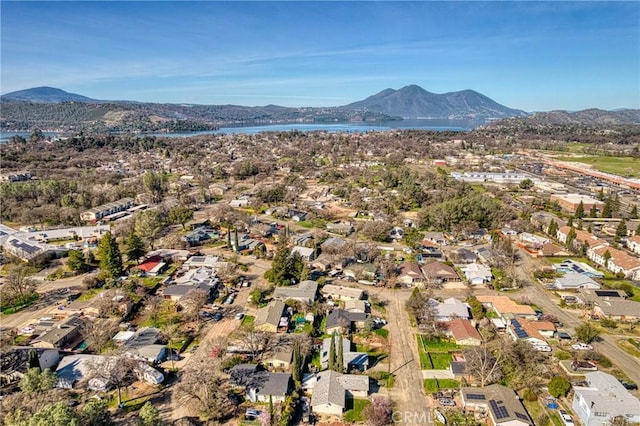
[522,388,538,402]
[548,376,571,398]
[555,351,572,360]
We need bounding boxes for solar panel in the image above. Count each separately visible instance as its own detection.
[466,393,486,400]
[10,239,40,254]
[0,230,7,236]
[490,400,510,419]
[595,290,621,298]
[515,412,529,421]
[516,330,528,338]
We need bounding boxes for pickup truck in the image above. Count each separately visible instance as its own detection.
[571,342,593,351]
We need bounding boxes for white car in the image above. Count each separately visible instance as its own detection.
[559,410,575,426]
[571,343,593,351]
[532,345,552,352]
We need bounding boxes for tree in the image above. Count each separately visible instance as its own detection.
[574,201,585,219]
[630,205,638,220]
[565,227,577,251]
[264,244,294,286]
[548,376,571,398]
[615,220,627,242]
[125,232,146,264]
[519,179,533,190]
[22,402,80,426]
[86,354,138,407]
[2,266,37,307]
[589,204,599,218]
[603,250,612,266]
[27,350,40,370]
[466,296,485,320]
[67,250,88,272]
[547,220,558,238]
[81,320,118,353]
[142,171,167,203]
[138,401,161,426]
[364,397,393,426]
[501,340,548,390]
[19,368,57,393]
[168,206,194,230]
[328,333,337,371]
[575,322,601,344]
[174,366,236,421]
[80,400,113,426]
[180,289,208,322]
[602,197,613,218]
[291,341,302,384]
[234,228,239,252]
[337,334,344,372]
[463,343,503,387]
[134,210,164,250]
[97,231,123,279]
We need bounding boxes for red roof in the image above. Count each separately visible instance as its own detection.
[137,255,163,273]
[447,319,482,342]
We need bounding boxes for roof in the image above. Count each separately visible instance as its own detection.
[126,344,166,362]
[447,319,481,342]
[398,261,424,279]
[558,226,607,248]
[137,255,164,273]
[430,298,470,320]
[291,246,314,257]
[344,299,367,313]
[539,243,571,257]
[422,262,458,279]
[124,327,160,349]
[265,348,294,364]
[273,280,318,302]
[311,370,346,408]
[554,272,601,289]
[321,237,347,252]
[476,295,536,316]
[255,300,286,328]
[33,316,84,347]
[326,309,367,330]
[574,372,640,420]
[0,347,59,377]
[595,299,640,317]
[554,259,604,278]
[255,372,291,397]
[320,284,364,300]
[460,384,533,425]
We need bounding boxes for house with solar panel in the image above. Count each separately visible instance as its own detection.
[460,384,534,425]
[507,318,553,351]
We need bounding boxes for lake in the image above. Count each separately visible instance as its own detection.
[0,119,474,142]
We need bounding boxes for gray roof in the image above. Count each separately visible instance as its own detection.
[34,316,84,347]
[574,372,640,421]
[554,272,601,289]
[461,384,533,425]
[273,280,318,302]
[255,300,286,328]
[255,372,292,397]
[326,309,367,330]
[124,327,160,349]
[311,370,346,408]
[320,335,368,370]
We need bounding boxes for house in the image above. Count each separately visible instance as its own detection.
[557,226,606,249]
[423,232,446,245]
[311,254,333,271]
[553,259,604,279]
[263,348,294,371]
[183,227,220,246]
[126,344,167,365]
[587,244,640,280]
[325,309,367,335]
[320,335,369,372]
[553,272,601,290]
[2,235,49,261]
[538,243,572,257]
[445,319,482,346]
[321,237,347,253]
[549,193,604,214]
[291,233,314,247]
[0,347,60,385]
[162,282,215,302]
[507,318,548,346]
[476,247,498,265]
[460,384,533,426]
[31,316,85,349]
[572,372,640,426]
[627,235,640,255]
[326,221,354,236]
[429,298,471,321]
[80,198,135,222]
[291,246,316,262]
[449,248,477,264]
[287,209,308,222]
[310,370,370,416]
[321,284,364,301]
[344,299,367,313]
[255,301,288,333]
[181,255,219,270]
[396,261,425,286]
[136,255,167,276]
[577,289,640,321]
[461,263,493,285]
[421,262,460,284]
[247,372,292,404]
[273,280,318,304]
[229,198,250,208]
[343,263,377,281]
[476,296,537,320]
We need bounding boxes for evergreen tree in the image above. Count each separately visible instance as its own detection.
[574,201,585,219]
[125,232,146,264]
[577,219,583,231]
[565,227,577,251]
[138,402,160,426]
[615,220,627,242]
[226,228,232,249]
[97,231,123,279]
[337,334,344,372]
[631,205,639,220]
[328,333,336,371]
[597,187,605,201]
[547,220,558,238]
[27,349,40,370]
[603,249,612,266]
[602,197,613,218]
[234,228,239,252]
[291,342,301,383]
[589,204,598,218]
[567,217,573,227]
[264,244,293,286]
[67,250,88,272]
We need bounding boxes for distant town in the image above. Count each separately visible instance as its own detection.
[0,124,639,426]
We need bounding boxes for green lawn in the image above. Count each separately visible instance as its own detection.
[424,379,439,393]
[424,378,459,392]
[417,336,459,352]
[241,315,255,327]
[429,353,453,370]
[550,412,564,426]
[555,156,640,178]
[343,398,371,423]
[0,293,40,315]
[78,288,103,301]
[373,328,389,339]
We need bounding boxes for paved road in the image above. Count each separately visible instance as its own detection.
[385,289,432,423]
[515,249,640,384]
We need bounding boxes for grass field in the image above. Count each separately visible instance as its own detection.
[555,156,640,178]
[424,378,460,392]
[429,353,454,370]
[343,398,371,423]
[417,336,458,369]
[418,336,459,352]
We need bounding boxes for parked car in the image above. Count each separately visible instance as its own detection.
[532,345,552,352]
[557,331,572,340]
[245,409,262,421]
[620,381,639,390]
[212,312,223,321]
[439,398,455,407]
[571,360,598,371]
[559,410,575,426]
[571,342,593,351]
[235,312,245,320]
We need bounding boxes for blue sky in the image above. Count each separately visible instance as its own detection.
[1,1,639,111]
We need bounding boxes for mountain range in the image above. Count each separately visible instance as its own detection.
[1,85,638,132]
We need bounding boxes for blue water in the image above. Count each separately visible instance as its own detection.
[0,119,472,142]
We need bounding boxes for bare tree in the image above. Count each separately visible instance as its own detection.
[174,366,236,421]
[463,342,504,387]
[85,353,139,406]
[180,289,208,322]
[2,266,37,306]
[143,295,164,327]
[232,324,279,361]
[81,319,118,353]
